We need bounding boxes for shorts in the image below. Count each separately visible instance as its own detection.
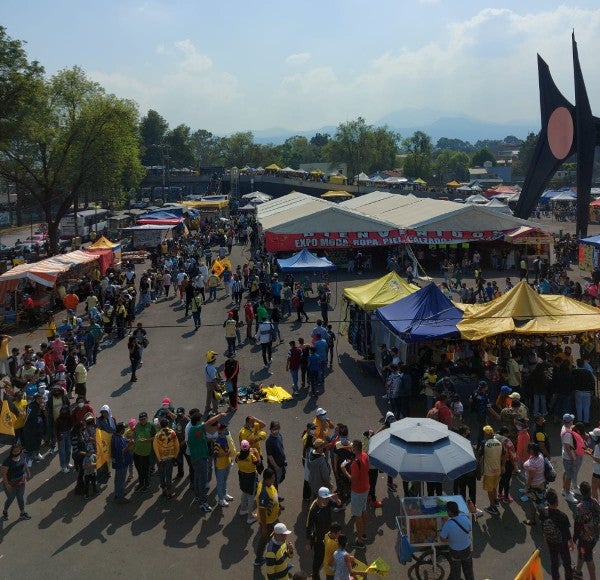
[350,490,369,517]
[577,539,597,562]
[562,458,576,481]
[482,474,500,492]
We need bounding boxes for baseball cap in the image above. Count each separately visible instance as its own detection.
[176,407,185,414]
[482,425,494,436]
[384,411,396,424]
[508,392,521,400]
[562,413,575,423]
[206,350,218,363]
[318,487,333,499]
[316,407,327,417]
[240,439,250,450]
[273,523,292,535]
[500,385,512,394]
[84,412,94,422]
[162,397,172,406]
[589,428,600,439]
[159,417,169,428]
[100,405,110,413]
[478,380,487,388]
[139,411,148,419]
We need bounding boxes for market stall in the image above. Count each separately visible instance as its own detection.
[122,224,175,250]
[341,272,418,359]
[579,233,600,271]
[372,282,464,367]
[85,236,122,273]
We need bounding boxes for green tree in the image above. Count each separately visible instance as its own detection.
[281,135,313,168]
[190,129,223,166]
[139,109,169,166]
[0,65,143,253]
[164,124,195,168]
[220,131,258,167]
[470,147,496,167]
[512,131,538,176]
[310,133,330,147]
[402,131,433,179]
[435,137,473,154]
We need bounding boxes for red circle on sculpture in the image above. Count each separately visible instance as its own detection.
[547,107,574,160]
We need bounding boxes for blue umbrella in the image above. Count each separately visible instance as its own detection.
[368,417,476,482]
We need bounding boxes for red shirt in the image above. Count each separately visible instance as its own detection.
[435,402,453,428]
[350,452,370,493]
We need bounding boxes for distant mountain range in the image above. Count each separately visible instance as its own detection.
[250,109,539,146]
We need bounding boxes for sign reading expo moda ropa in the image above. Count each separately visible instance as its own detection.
[265,228,512,251]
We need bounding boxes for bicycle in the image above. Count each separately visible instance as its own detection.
[411,545,450,580]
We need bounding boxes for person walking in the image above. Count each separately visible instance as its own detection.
[214,422,236,507]
[307,439,332,500]
[439,500,474,580]
[1,443,32,521]
[128,336,141,383]
[522,442,546,526]
[190,289,203,331]
[572,481,600,580]
[287,340,302,396]
[223,354,240,412]
[266,420,287,490]
[540,489,574,580]
[340,439,370,549]
[255,317,274,370]
[254,468,282,567]
[223,312,238,357]
[265,522,295,580]
[294,284,309,323]
[111,422,133,503]
[479,426,505,516]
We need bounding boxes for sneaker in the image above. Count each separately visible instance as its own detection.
[218,499,229,507]
[502,495,514,504]
[475,508,484,518]
[387,483,398,492]
[369,499,383,508]
[225,494,234,501]
[2,511,7,521]
[19,512,31,520]
[484,505,499,515]
[200,502,212,512]
[564,492,577,503]
[494,499,501,507]
[62,467,70,474]
[246,515,257,524]
[254,557,266,567]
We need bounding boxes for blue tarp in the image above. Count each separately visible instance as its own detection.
[540,188,574,199]
[580,234,600,247]
[140,211,180,220]
[375,283,463,343]
[277,249,336,272]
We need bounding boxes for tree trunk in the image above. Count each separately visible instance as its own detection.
[46,210,59,256]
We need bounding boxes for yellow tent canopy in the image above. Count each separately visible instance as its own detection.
[321,190,354,199]
[182,199,229,210]
[457,281,600,340]
[310,168,324,175]
[343,271,419,311]
[413,177,427,185]
[446,180,461,187]
[329,174,347,185]
[88,236,120,249]
[265,163,281,171]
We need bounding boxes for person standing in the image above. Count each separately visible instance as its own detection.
[479,426,505,515]
[522,442,546,526]
[132,411,156,493]
[153,417,180,499]
[0,334,12,377]
[572,481,600,580]
[111,422,133,504]
[439,500,474,580]
[223,312,238,357]
[299,337,310,390]
[256,317,274,370]
[1,443,32,521]
[287,340,302,395]
[572,358,595,425]
[244,300,255,342]
[254,468,282,567]
[223,354,240,412]
[305,487,342,580]
[204,350,220,417]
[266,421,287,490]
[214,422,236,507]
[540,489,574,580]
[562,414,580,503]
[128,336,141,383]
[265,522,295,580]
[340,439,370,549]
[236,440,259,523]
[295,284,309,323]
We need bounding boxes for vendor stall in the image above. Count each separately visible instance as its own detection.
[122,224,175,250]
[85,236,122,273]
[341,272,418,359]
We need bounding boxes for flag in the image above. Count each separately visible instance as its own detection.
[95,429,113,469]
[365,557,390,576]
[220,257,232,272]
[0,399,16,445]
[212,259,224,277]
[514,549,543,580]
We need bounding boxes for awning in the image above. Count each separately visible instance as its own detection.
[505,226,554,244]
[88,236,121,250]
[343,272,418,311]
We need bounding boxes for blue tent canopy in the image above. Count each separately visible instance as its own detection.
[375,283,463,343]
[581,234,600,247]
[277,249,336,273]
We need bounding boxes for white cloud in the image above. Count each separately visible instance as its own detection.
[285,52,311,65]
[173,39,212,72]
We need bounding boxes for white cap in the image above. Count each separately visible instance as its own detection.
[385,411,396,422]
[273,523,292,535]
[316,407,327,417]
[318,487,333,499]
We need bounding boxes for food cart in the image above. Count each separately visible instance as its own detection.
[396,495,471,569]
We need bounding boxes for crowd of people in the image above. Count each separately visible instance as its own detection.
[1,214,600,579]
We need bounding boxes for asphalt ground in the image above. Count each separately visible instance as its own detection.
[0,216,597,580]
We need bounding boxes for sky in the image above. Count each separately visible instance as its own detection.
[3,1,600,137]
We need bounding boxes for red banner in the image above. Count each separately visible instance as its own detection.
[265,229,513,251]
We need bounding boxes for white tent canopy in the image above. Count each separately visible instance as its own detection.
[464,193,489,204]
[457,185,472,192]
[485,198,513,214]
[550,191,577,202]
[242,190,271,200]
[355,172,370,182]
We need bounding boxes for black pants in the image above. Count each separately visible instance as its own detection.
[368,467,379,500]
[312,538,325,578]
[261,342,272,366]
[454,473,477,505]
[300,364,308,387]
[449,547,475,580]
[548,541,573,580]
[498,461,514,496]
[133,453,150,488]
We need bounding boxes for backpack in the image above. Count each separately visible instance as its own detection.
[541,510,563,544]
[577,499,600,542]
[543,457,557,483]
[564,429,585,456]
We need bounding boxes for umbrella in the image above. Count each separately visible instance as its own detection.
[368,418,476,482]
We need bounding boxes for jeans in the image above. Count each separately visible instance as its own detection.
[498,461,514,497]
[449,547,475,580]
[58,431,72,469]
[192,311,201,328]
[574,390,592,424]
[260,342,272,366]
[192,457,210,503]
[3,482,26,513]
[290,369,299,389]
[533,394,548,416]
[159,459,174,492]
[281,299,292,316]
[215,464,231,501]
[272,323,281,342]
[133,453,150,488]
[548,541,573,580]
[209,287,217,300]
[226,337,236,355]
[114,466,127,499]
[308,370,319,394]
